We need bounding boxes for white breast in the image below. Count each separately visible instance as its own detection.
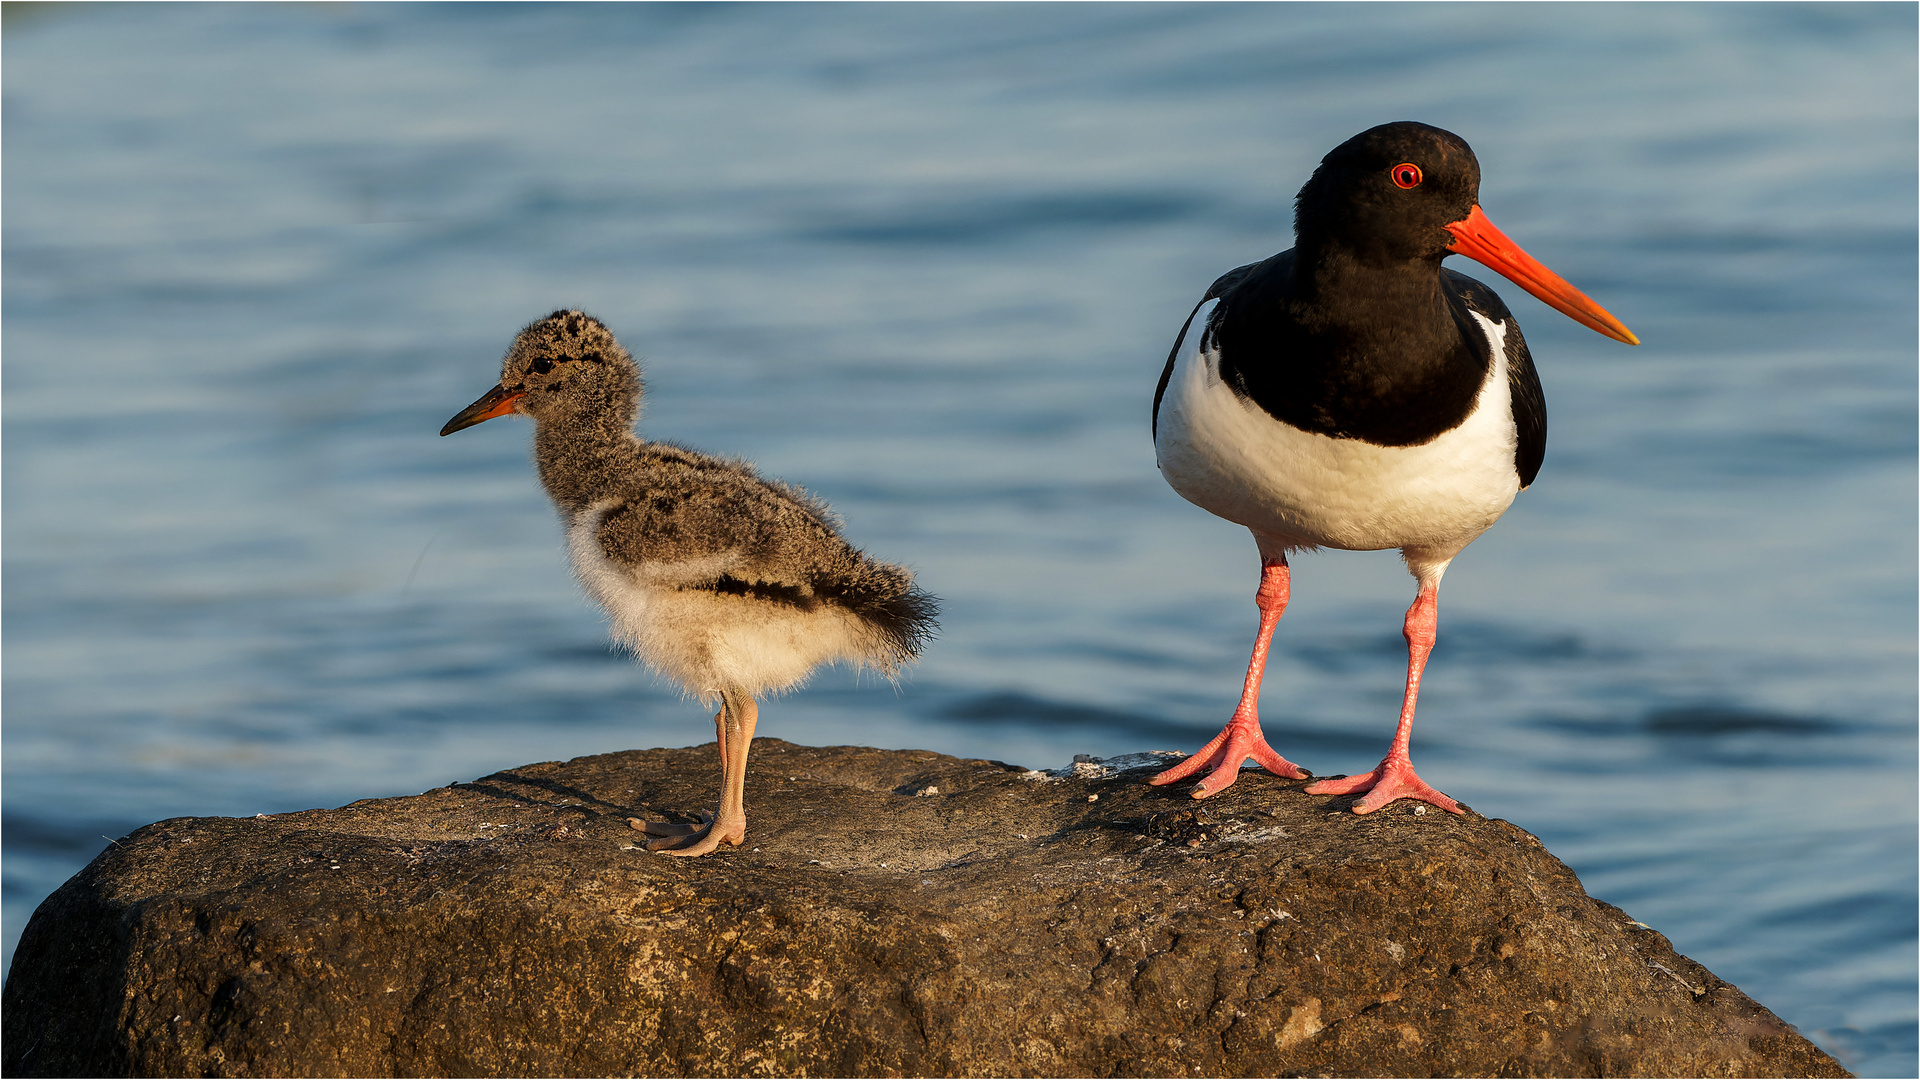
[1154,298,1522,562]
[565,500,876,700]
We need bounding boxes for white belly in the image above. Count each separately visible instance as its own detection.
[565,501,875,699]
[1154,298,1521,561]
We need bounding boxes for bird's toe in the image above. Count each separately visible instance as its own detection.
[1309,761,1461,815]
[630,813,713,838]
[647,828,725,856]
[633,810,745,856]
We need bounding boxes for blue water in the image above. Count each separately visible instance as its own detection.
[5,3,1914,1073]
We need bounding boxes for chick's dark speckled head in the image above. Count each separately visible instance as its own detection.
[441,309,642,437]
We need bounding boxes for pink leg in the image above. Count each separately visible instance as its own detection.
[1151,558,1309,799]
[1305,585,1462,814]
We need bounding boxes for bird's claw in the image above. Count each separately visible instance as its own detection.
[628,812,744,855]
[646,827,726,856]
[629,812,713,838]
[1305,757,1461,814]
[1150,720,1309,799]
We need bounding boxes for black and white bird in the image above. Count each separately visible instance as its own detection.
[1148,122,1637,813]
[442,311,937,855]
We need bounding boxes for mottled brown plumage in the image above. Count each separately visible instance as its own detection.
[442,310,937,854]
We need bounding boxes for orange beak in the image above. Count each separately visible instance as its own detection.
[440,384,527,436]
[1445,205,1639,345]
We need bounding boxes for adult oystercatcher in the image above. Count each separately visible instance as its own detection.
[442,311,938,855]
[1148,122,1637,813]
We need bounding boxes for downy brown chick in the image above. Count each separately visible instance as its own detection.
[443,310,937,855]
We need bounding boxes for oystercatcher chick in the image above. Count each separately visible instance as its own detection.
[442,311,937,855]
[1149,122,1638,813]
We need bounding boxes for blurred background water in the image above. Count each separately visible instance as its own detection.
[4,2,1913,1073]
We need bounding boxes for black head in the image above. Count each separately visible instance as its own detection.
[1293,122,1481,265]
[440,309,641,436]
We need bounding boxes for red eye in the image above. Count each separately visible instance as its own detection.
[1391,163,1422,189]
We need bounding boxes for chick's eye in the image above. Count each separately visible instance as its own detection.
[1391,163,1423,189]
[530,357,556,375]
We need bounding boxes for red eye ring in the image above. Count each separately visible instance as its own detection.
[1391,162,1423,189]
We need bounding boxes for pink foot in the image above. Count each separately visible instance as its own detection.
[1150,719,1309,799]
[1305,755,1461,815]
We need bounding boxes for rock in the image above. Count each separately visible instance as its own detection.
[3,742,1846,1078]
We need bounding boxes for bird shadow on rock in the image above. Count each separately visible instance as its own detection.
[457,771,638,818]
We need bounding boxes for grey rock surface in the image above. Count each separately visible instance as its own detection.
[3,742,1847,1078]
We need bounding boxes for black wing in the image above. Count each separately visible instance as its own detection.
[1150,260,1264,442]
[1443,268,1547,488]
